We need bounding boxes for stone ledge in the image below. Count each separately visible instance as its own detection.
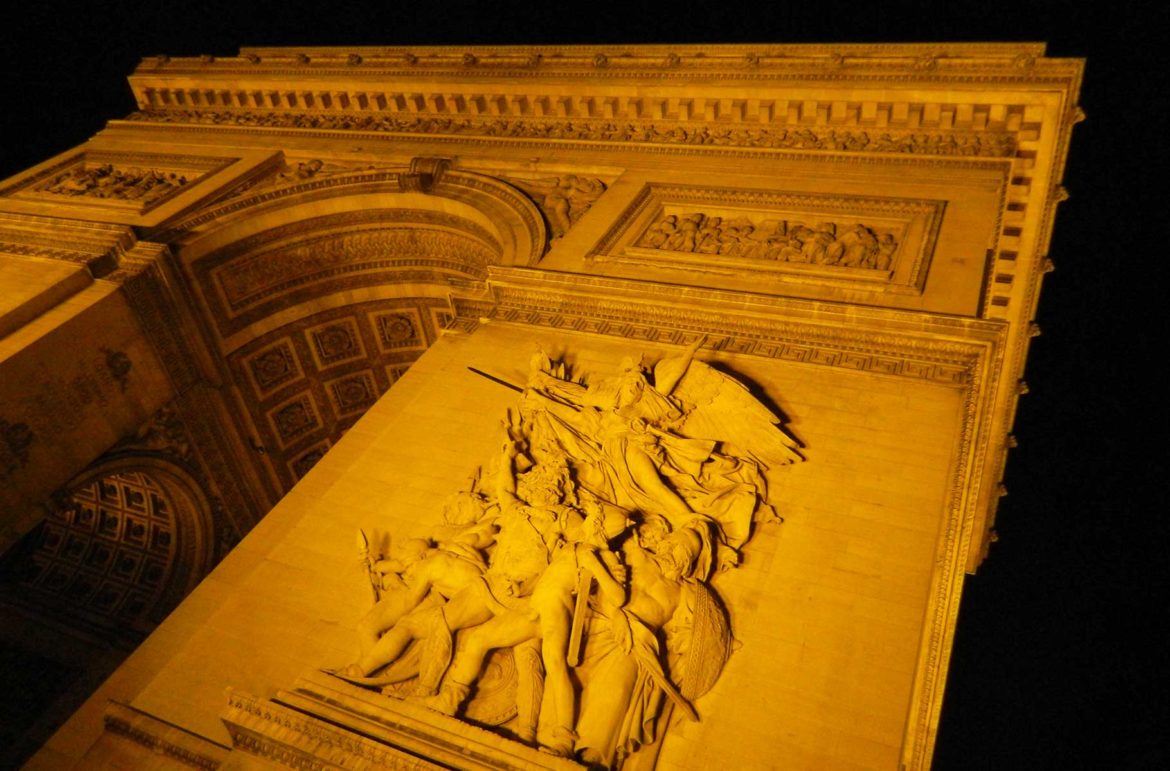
[222,670,583,770]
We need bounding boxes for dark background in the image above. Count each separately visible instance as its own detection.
[1,1,1164,767]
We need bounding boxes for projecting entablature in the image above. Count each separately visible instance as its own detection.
[0,42,1082,771]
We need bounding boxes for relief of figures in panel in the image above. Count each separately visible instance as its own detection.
[638,211,898,270]
[38,164,189,205]
[330,340,803,768]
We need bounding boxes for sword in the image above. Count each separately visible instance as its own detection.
[356,528,381,604]
[567,567,593,666]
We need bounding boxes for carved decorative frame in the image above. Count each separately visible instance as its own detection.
[0,151,231,212]
[590,183,945,295]
[223,674,583,771]
[161,164,546,266]
[0,151,232,214]
[0,147,280,228]
[104,702,229,769]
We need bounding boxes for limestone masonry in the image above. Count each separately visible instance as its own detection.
[0,43,1082,770]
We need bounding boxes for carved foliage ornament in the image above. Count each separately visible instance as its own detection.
[214,157,398,204]
[249,344,297,393]
[271,396,318,443]
[212,227,497,312]
[330,342,803,768]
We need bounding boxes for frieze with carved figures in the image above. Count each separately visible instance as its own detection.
[125,110,1017,157]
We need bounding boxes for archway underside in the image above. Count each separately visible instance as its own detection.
[183,192,526,495]
[8,470,185,635]
[226,295,453,489]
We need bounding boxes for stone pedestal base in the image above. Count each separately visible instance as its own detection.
[221,669,582,770]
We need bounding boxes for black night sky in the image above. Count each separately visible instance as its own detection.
[1,1,1165,767]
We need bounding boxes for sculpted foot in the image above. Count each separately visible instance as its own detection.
[404,680,438,698]
[538,727,577,758]
[324,664,368,682]
[333,663,365,678]
[414,683,467,716]
[578,748,603,766]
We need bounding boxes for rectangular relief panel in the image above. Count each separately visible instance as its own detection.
[591,184,945,297]
[0,151,234,215]
[0,145,280,228]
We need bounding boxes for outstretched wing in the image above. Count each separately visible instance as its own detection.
[660,358,802,468]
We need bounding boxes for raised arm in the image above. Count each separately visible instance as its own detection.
[495,439,523,511]
[654,335,706,396]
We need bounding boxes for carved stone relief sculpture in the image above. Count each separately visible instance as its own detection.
[0,151,236,218]
[506,176,608,239]
[329,341,803,768]
[637,211,899,270]
[590,184,945,298]
[37,164,189,205]
[126,110,1017,157]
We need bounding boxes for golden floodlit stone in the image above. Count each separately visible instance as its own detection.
[0,43,1081,770]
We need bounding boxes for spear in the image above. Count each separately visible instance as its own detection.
[467,366,581,411]
[467,366,522,393]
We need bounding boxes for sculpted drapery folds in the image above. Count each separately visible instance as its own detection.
[331,342,803,767]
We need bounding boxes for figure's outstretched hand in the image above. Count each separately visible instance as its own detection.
[717,543,741,572]
[499,413,522,456]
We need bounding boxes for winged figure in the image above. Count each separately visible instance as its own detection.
[655,344,803,469]
[330,341,803,768]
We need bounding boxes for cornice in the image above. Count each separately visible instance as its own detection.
[0,213,137,277]
[468,266,1007,385]
[103,701,229,769]
[132,43,1078,86]
[122,45,1080,171]
[226,672,588,770]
